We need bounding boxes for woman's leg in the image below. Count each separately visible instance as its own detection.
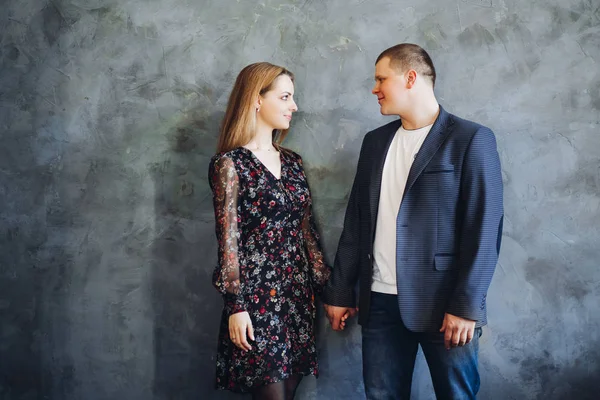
[284,375,303,400]
[251,381,285,400]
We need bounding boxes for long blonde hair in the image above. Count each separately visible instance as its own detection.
[217,62,295,153]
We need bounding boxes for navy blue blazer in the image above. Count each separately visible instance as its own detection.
[322,106,504,332]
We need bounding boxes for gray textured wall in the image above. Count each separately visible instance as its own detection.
[1,0,599,399]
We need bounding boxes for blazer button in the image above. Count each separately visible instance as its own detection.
[367,254,372,260]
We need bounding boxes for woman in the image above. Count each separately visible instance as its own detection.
[209,62,340,399]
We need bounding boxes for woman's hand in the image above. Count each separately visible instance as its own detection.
[228,311,255,351]
[340,307,358,330]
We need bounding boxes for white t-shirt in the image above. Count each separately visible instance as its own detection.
[371,123,433,294]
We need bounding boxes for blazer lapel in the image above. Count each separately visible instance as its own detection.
[369,120,401,239]
[402,105,455,203]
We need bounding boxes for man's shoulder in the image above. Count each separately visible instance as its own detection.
[450,114,483,129]
[445,111,498,152]
[446,111,492,137]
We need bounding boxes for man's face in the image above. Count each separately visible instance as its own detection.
[372,57,408,116]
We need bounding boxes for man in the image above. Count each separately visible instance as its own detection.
[322,43,504,399]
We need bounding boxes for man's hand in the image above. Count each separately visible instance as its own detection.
[229,311,254,351]
[440,313,476,350]
[323,304,358,331]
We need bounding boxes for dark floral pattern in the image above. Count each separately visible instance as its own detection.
[208,146,330,393]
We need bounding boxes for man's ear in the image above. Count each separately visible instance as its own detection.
[406,69,417,88]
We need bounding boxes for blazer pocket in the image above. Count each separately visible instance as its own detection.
[424,164,455,174]
[434,254,457,271]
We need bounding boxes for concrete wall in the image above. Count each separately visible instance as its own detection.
[1,0,599,399]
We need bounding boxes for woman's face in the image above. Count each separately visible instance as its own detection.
[257,75,298,130]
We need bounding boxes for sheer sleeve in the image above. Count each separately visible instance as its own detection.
[299,159,331,294]
[209,155,247,315]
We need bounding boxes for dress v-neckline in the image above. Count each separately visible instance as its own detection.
[241,147,283,181]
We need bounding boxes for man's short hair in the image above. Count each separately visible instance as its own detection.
[376,43,436,87]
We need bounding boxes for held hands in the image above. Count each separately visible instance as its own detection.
[323,304,358,331]
[440,312,476,350]
[229,311,255,351]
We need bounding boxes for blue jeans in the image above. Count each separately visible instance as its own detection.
[362,292,482,400]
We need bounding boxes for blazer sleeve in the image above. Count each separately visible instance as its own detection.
[446,127,504,321]
[321,139,368,307]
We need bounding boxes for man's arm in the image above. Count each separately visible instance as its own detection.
[321,139,368,330]
[446,126,504,321]
[322,140,367,308]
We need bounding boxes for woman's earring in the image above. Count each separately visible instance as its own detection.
[256,107,260,113]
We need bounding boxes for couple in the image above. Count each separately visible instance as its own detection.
[208,43,504,400]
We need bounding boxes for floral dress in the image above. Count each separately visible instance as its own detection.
[208,146,331,393]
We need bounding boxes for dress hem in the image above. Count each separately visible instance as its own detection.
[215,370,318,394]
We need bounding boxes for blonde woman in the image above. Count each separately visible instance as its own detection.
[209,62,346,399]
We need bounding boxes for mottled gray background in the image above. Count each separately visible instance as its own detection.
[1,0,599,399]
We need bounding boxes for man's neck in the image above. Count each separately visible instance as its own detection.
[400,98,440,131]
